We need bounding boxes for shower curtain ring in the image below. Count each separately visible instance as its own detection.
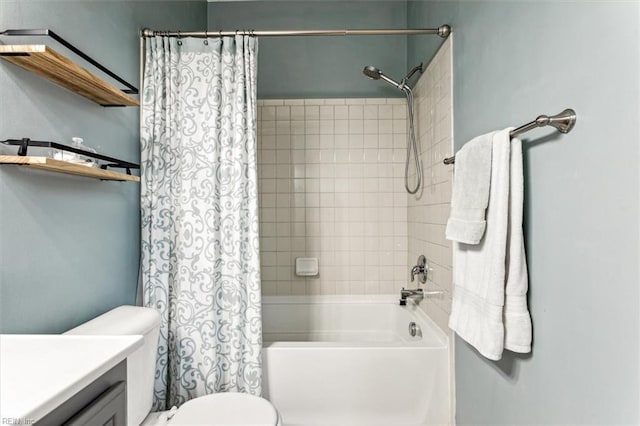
[204,30,208,45]
[177,30,182,45]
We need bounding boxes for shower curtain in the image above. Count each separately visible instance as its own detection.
[140,35,261,410]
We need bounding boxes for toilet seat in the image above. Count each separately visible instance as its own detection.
[168,393,280,426]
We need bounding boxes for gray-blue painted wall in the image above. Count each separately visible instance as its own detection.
[207,1,407,99]
[2,2,639,422]
[408,1,639,424]
[0,0,206,333]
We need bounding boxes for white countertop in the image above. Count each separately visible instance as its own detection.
[0,334,143,423]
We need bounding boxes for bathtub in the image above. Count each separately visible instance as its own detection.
[261,295,450,426]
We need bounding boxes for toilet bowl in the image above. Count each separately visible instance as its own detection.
[141,393,280,426]
[65,306,280,426]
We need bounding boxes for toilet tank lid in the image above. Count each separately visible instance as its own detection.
[65,306,161,336]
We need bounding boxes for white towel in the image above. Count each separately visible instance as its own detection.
[448,128,531,360]
[445,132,494,245]
[504,137,532,353]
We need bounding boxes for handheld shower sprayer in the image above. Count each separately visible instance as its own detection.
[362,65,382,80]
[362,64,424,194]
[362,64,424,92]
[362,65,407,90]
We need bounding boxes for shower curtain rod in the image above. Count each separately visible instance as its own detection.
[442,109,577,165]
[140,25,451,38]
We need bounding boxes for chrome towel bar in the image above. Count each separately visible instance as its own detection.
[443,109,577,165]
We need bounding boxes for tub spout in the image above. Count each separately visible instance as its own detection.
[399,288,424,306]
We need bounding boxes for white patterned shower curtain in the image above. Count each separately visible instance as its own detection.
[140,35,261,410]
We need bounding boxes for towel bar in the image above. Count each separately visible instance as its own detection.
[443,109,576,165]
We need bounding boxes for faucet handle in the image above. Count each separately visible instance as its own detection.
[411,255,428,284]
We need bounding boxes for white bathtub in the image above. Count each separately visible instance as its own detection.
[261,295,450,426]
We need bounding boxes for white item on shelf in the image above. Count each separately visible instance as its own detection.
[295,257,319,276]
[53,151,80,162]
[53,137,98,167]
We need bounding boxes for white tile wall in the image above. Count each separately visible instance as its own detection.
[408,38,454,332]
[256,39,454,322]
[257,98,408,296]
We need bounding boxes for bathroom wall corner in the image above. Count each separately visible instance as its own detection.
[407,37,454,334]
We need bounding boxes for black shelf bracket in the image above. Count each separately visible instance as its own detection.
[0,29,139,95]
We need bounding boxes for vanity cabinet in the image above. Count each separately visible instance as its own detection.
[0,334,141,425]
[64,381,126,426]
[35,361,127,426]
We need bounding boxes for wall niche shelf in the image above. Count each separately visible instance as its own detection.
[0,29,139,107]
[0,138,140,182]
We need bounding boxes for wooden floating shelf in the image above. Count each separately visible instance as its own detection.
[0,156,140,182]
[0,44,139,107]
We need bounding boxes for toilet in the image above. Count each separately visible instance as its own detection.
[65,306,281,426]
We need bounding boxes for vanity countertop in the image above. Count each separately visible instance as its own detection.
[0,334,143,423]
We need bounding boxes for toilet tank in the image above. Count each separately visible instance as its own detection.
[65,306,161,426]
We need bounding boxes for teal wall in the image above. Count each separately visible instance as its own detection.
[408,1,639,424]
[2,3,639,422]
[0,0,206,333]
[208,1,407,99]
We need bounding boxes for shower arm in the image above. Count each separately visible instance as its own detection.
[400,63,425,87]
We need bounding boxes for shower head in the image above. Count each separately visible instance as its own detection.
[363,65,382,80]
[362,65,423,194]
[362,65,405,90]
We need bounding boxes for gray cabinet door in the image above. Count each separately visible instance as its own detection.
[64,381,126,426]
[36,361,127,426]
